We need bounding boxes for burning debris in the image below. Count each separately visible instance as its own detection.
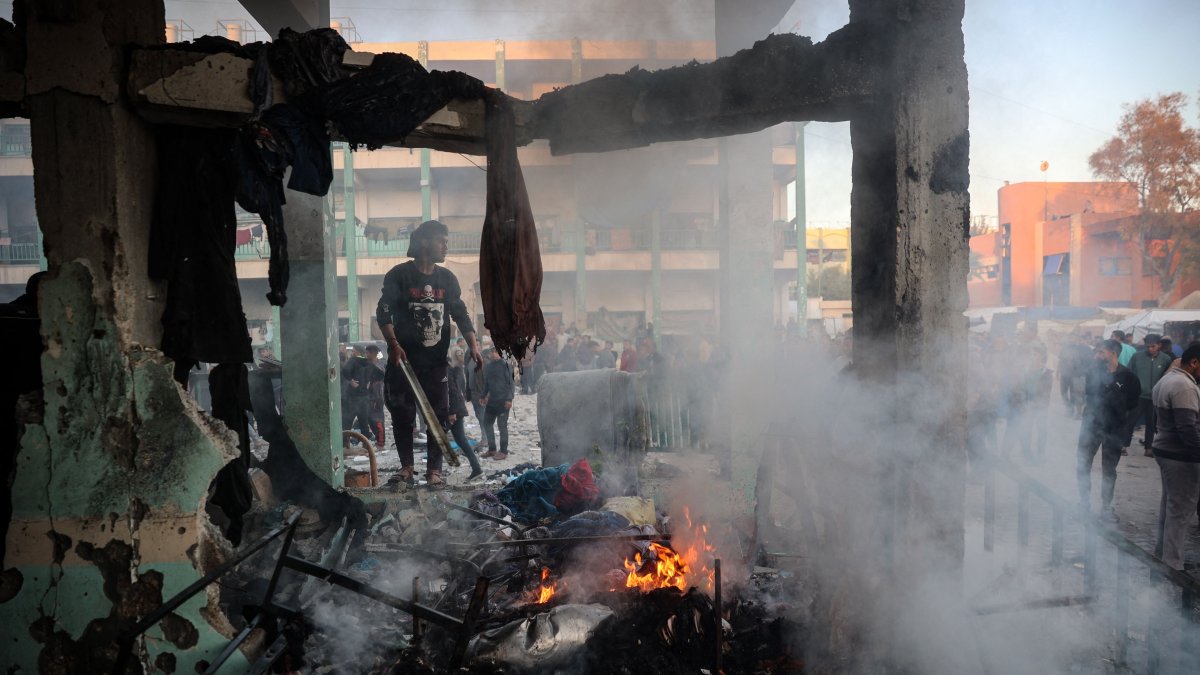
[188,457,806,674]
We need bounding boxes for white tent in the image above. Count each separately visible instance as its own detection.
[1104,309,1200,342]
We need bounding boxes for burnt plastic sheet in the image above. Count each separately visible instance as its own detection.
[466,603,614,672]
[478,90,547,360]
[247,371,370,541]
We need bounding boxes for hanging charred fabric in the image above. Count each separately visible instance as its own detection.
[479,90,547,360]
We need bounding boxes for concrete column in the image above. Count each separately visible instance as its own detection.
[574,219,587,330]
[495,39,506,91]
[848,0,969,576]
[343,144,359,340]
[418,42,432,222]
[570,38,586,331]
[713,10,779,494]
[1069,214,1083,306]
[717,131,775,492]
[280,182,343,485]
[650,208,662,324]
[2,1,246,671]
[272,304,282,357]
[794,122,808,334]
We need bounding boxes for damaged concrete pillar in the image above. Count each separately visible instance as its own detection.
[848,0,970,580]
[280,185,344,485]
[1,0,249,671]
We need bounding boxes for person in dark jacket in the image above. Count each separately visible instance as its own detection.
[447,352,484,480]
[478,348,515,460]
[341,347,381,443]
[1149,343,1200,570]
[1077,339,1142,520]
[1128,334,1174,456]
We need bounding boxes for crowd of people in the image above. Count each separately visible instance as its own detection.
[969,325,1199,571]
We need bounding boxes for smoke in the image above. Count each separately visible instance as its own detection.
[297,553,433,671]
[725,334,1199,673]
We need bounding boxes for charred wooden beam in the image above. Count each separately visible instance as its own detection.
[529,25,882,155]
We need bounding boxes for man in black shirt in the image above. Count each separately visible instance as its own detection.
[377,220,482,486]
[1077,339,1141,520]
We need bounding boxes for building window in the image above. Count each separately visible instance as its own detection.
[1042,253,1067,276]
[1099,256,1132,276]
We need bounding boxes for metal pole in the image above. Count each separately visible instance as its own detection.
[794,122,808,335]
[412,576,423,643]
[343,144,359,340]
[1115,552,1129,664]
[1051,506,1064,567]
[713,558,723,673]
[983,469,994,553]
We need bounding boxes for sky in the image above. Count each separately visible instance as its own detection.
[53,1,1200,225]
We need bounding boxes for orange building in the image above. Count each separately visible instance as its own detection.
[967,181,1197,310]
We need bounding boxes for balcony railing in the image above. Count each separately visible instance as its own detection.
[0,241,40,264]
[231,221,732,263]
[0,124,31,156]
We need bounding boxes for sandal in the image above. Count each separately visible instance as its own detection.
[387,466,415,487]
[490,452,508,461]
[426,470,445,488]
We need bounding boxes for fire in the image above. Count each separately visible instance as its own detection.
[622,507,717,594]
[533,567,557,604]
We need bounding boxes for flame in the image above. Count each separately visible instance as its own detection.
[621,506,717,594]
[533,567,557,604]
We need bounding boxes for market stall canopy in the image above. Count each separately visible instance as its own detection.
[1104,309,1200,343]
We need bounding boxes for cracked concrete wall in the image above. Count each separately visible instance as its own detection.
[1,1,249,672]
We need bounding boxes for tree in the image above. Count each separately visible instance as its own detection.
[808,265,851,301]
[1089,93,1200,306]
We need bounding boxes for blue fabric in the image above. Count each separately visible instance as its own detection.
[497,464,568,523]
[548,511,632,539]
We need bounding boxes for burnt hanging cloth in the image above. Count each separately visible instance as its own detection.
[300,51,485,150]
[206,364,254,546]
[150,126,253,374]
[479,90,546,360]
[233,104,335,306]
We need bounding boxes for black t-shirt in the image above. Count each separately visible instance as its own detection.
[376,261,474,368]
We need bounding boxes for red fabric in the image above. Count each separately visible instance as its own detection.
[554,458,599,511]
[235,227,253,246]
[479,90,546,360]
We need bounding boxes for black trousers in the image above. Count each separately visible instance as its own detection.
[1139,398,1157,450]
[1077,423,1123,509]
[341,396,374,441]
[385,361,449,473]
[482,403,511,455]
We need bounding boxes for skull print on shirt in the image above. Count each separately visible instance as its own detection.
[410,284,445,347]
